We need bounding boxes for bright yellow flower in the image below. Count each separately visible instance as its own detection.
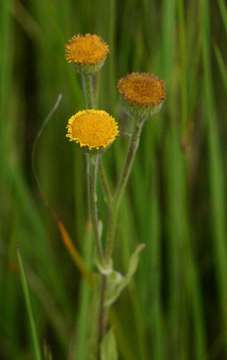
[65,34,109,73]
[66,110,118,150]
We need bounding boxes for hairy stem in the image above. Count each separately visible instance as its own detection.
[100,160,113,206]
[97,117,146,356]
[87,153,103,262]
[80,72,108,357]
[81,73,95,108]
[105,117,146,261]
[97,275,108,355]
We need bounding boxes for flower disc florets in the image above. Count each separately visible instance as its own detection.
[66,110,118,150]
[117,72,166,118]
[65,34,109,74]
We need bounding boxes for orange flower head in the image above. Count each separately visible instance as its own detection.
[65,34,109,73]
[117,72,166,118]
[66,110,118,150]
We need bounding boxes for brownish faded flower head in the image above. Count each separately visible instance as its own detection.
[65,34,109,73]
[117,72,166,109]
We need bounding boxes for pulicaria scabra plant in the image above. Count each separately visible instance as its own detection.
[64,33,166,359]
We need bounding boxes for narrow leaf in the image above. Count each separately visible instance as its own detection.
[214,45,227,94]
[17,250,42,360]
[126,244,146,279]
[101,328,118,360]
[105,244,145,306]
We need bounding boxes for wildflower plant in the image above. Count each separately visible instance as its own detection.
[65,33,166,359]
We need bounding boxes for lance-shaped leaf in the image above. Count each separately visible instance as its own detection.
[101,328,118,360]
[105,244,145,307]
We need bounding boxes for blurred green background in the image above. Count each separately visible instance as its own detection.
[1,0,227,359]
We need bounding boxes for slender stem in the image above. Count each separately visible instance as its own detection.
[100,160,113,206]
[115,117,145,210]
[88,74,96,108]
[80,72,96,108]
[81,73,89,107]
[80,71,108,358]
[87,153,103,263]
[97,117,146,356]
[85,153,92,223]
[81,71,96,223]
[97,275,108,354]
[105,117,146,261]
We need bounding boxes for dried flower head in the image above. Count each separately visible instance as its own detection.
[65,34,109,74]
[66,110,118,150]
[117,72,166,118]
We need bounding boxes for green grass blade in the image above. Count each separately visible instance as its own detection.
[214,45,227,94]
[217,0,227,34]
[17,250,42,360]
[201,0,227,355]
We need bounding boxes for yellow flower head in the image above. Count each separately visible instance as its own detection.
[117,72,166,118]
[65,34,109,73]
[66,110,119,150]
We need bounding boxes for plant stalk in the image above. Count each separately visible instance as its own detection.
[97,116,146,357]
[80,72,109,358]
[105,117,146,261]
[81,73,95,108]
[97,275,108,355]
[87,153,103,262]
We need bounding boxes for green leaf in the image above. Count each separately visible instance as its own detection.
[101,328,118,360]
[105,244,145,307]
[127,244,146,279]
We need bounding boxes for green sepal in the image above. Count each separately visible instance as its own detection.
[121,97,164,120]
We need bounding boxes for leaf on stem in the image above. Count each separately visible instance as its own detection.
[105,244,145,307]
[101,328,118,360]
